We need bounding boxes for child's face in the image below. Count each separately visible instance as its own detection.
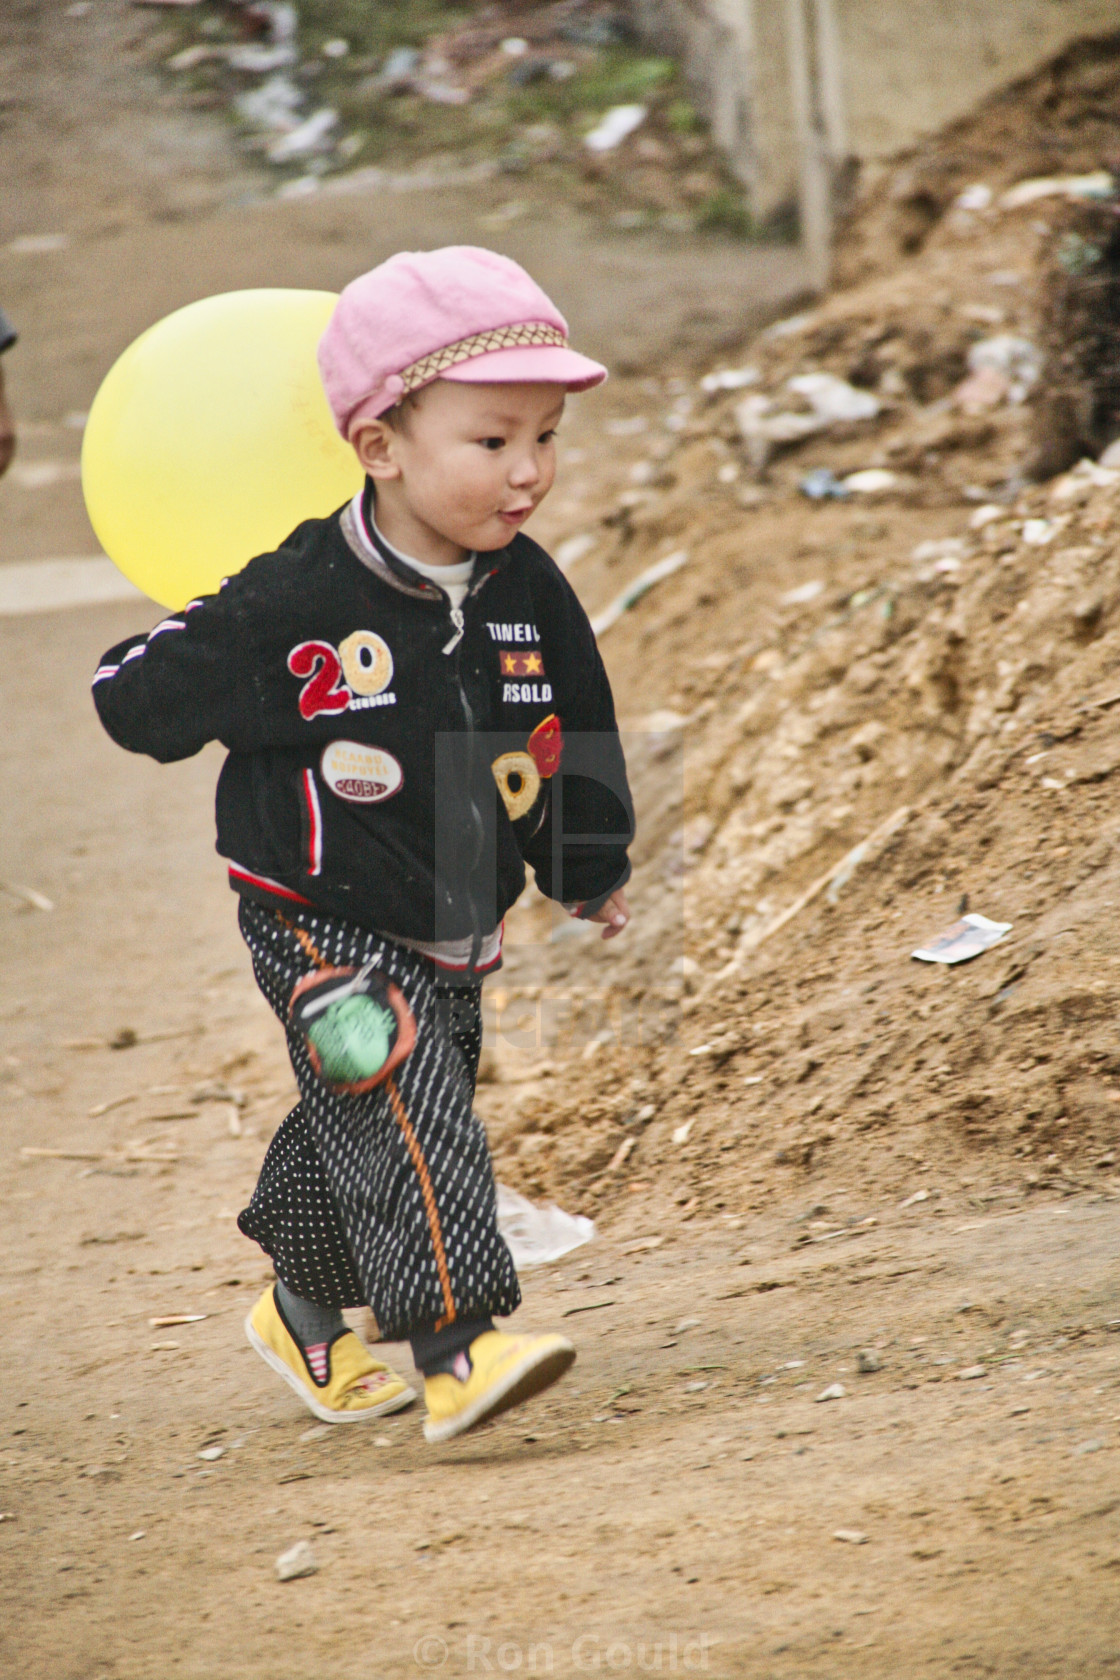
[353,380,564,559]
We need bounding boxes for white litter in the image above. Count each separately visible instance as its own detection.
[965,335,1041,404]
[0,558,143,616]
[843,468,897,494]
[555,533,596,571]
[912,912,1012,965]
[735,394,824,451]
[956,184,993,211]
[7,460,82,490]
[584,104,647,153]
[496,1183,594,1268]
[911,538,965,565]
[234,75,303,133]
[8,233,68,255]
[765,312,816,339]
[603,414,650,437]
[267,109,339,164]
[636,709,688,732]
[782,580,824,605]
[1050,458,1119,498]
[999,171,1114,210]
[228,42,297,73]
[591,549,689,636]
[700,366,760,394]
[787,372,880,423]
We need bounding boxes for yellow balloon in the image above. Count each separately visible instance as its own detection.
[82,289,363,610]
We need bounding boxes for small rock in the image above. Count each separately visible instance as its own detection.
[275,1540,318,1581]
[197,1446,225,1462]
[957,1365,986,1380]
[686,1380,709,1393]
[128,1530,145,1541]
[374,1436,392,1447]
[299,1425,330,1443]
[674,1317,702,1335]
[857,1349,883,1374]
[832,1529,868,1545]
[816,1383,846,1403]
[1075,1439,1105,1455]
[899,1188,930,1208]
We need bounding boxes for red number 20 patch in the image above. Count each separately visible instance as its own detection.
[287,641,351,721]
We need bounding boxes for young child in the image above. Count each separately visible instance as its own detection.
[92,246,634,1443]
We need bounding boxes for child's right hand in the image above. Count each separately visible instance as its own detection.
[577,889,631,940]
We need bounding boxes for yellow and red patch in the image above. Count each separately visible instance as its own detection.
[527,712,563,777]
[499,649,546,678]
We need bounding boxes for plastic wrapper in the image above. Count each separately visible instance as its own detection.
[496,1183,595,1268]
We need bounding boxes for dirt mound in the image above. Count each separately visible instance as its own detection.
[475,55,1120,1235]
[484,454,1120,1222]
[1031,196,1120,476]
[836,30,1120,288]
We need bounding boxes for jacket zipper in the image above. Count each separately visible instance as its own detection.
[439,568,498,975]
[442,607,465,656]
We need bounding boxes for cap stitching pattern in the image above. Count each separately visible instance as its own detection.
[398,321,567,394]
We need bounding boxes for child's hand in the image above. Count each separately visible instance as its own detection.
[577,888,631,940]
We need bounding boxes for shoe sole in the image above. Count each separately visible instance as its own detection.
[245,1316,417,1424]
[423,1338,576,1444]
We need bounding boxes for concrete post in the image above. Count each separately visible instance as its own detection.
[789,0,832,290]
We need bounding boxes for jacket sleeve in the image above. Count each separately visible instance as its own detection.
[519,559,634,910]
[91,567,267,763]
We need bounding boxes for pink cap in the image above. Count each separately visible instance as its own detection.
[318,246,607,437]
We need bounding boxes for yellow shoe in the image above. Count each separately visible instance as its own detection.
[245,1285,416,1424]
[422,1330,576,1444]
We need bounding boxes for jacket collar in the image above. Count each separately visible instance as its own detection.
[339,479,513,601]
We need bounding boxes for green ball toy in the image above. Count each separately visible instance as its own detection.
[306,995,395,1086]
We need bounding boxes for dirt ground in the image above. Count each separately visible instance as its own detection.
[3,7,1120,1678]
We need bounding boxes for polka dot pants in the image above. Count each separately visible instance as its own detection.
[236,901,520,1342]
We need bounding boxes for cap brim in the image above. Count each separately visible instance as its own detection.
[440,343,607,392]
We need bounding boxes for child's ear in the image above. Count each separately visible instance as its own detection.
[351,419,401,480]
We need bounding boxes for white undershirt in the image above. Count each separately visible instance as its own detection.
[371,512,476,611]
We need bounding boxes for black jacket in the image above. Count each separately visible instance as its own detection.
[92,489,633,970]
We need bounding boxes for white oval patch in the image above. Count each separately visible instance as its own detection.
[321,740,403,804]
